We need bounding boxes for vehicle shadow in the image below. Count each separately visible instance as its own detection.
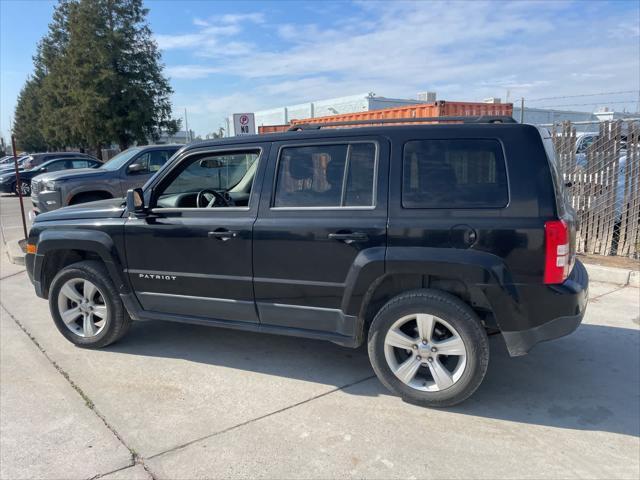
[108,320,639,438]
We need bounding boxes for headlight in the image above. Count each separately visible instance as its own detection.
[44,181,60,191]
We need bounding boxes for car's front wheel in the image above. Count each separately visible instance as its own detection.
[16,182,31,196]
[368,289,489,407]
[49,260,131,348]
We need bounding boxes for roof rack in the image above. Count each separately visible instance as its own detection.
[287,115,517,131]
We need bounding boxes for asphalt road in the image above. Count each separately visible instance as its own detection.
[0,194,639,479]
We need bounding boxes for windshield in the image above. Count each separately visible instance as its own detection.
[100,148,142,171]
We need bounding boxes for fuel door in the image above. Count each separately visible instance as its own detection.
[449,224,477,249]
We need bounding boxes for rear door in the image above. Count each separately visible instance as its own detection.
[252,136,389,336]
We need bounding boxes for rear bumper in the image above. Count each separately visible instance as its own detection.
[501,260,589,356]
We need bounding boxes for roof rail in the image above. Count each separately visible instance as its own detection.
[287,115,517,131]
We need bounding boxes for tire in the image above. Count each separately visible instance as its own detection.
[368,289,489,407]
[49,260,131,348]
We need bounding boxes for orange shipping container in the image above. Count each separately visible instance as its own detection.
[258,101,513,134]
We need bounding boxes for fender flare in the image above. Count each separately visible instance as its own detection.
[34,229,128,294]
[349,246,525,334]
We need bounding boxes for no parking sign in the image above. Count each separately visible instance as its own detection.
[233,113,256,136]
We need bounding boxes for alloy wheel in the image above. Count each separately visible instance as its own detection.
[18,182,31,196]
[57,278,108,337]
[383,314,467,392]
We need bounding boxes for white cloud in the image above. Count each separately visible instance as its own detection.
[166,65,221,79]
[156,12,263,55]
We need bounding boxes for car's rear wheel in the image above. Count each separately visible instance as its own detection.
[368,289,489,407]
[49,260,131,348]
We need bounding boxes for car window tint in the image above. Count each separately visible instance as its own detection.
[47,161,69,172]
[274,143,376,208]
[132,153,150,173]
[71,160,89,169]
[160,151,260,197]
[149,151,171,172]
[131,150,173,174]
[402,139,508,209]
[344,143,376,206]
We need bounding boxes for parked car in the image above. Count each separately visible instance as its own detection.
[25,119,588,407]
[0,155,30,173]
[0,152,95,174]
[30,144,182,214]
[0,157,102,196]
[0,155,19,165]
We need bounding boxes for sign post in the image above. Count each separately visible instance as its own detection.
[11,135,28,240]
[232,113,256,136]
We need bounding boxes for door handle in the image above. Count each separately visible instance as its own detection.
[208,230,238,241]
[328,232,368,244]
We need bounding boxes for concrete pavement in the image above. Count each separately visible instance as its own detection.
[0,195,639,479]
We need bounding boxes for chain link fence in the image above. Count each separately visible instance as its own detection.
[547,120,639,258]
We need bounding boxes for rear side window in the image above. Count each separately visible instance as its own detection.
[71,160,89,168]
[402,139,508,208]
[274,142,376,208]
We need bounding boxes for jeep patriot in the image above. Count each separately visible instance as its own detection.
[25,118,588,406]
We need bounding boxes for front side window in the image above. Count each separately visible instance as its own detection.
[154,150,260,209]
[402,139,508,209]
[274,142,376,208]
[129,150,173,175]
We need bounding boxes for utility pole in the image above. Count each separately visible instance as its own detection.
[184,108,190,142]
[520,97,525,124]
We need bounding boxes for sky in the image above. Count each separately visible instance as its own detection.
[1,0,639,140]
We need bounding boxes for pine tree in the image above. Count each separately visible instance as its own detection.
[13,78,48,152]
[13,0,180,153]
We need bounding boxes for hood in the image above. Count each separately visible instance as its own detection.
[34,167,107,183]
[34,197,126,222]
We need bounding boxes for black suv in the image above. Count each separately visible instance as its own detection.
[25,119,588,406]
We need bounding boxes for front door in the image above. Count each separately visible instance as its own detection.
[124,144,268,323]
[252,137,389,337]
[120,148,178,195]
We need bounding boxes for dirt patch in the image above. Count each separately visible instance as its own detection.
[578,253,639,271]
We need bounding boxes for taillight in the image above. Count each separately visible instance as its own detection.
[544,220,570,284]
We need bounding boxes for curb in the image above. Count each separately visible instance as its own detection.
[5,239,26,266]
[583,263,639,288]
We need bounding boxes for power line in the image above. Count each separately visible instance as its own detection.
[527,90,638,102]
[536,100,637,109]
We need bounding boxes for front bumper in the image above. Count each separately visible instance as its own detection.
[501,260,589,356]
[32,190,62,214]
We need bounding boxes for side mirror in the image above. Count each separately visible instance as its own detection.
[127,163,145,174]
[39,167,47,173]
[126,188,145,215]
